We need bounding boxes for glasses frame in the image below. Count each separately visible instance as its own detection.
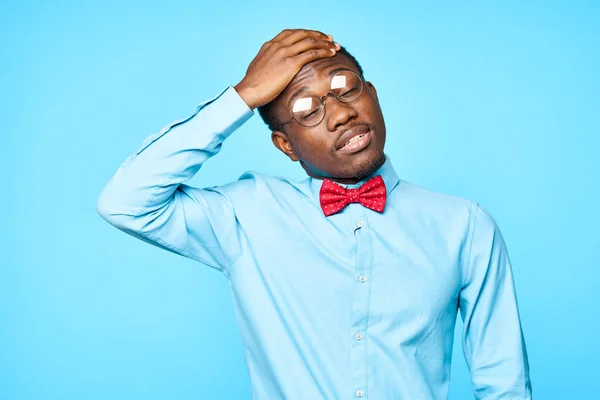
[275,69,364,131]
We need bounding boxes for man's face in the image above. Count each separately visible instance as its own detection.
[270,52,386,184]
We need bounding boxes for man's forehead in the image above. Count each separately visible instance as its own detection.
[285,53,356,94]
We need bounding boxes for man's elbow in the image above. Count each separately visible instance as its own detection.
[96,194,131,230]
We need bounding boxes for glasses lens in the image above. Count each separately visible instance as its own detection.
[330,70,362,103]
[292,95,325,127]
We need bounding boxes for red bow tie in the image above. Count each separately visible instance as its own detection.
[319,175,387,217]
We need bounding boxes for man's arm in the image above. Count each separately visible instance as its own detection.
[459,203,532,399]
[96,87,253,271]
[96,29,339,272]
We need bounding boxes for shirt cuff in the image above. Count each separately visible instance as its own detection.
[204,85,254,137]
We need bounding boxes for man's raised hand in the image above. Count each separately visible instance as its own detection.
[234,29,340,110]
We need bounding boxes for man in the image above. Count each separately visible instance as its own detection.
[97,29,531,399]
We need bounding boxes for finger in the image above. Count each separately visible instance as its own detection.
[290,47,337,68]
[261,29,298,51]
[278,29,332,47]
[284,37,337,58]
[271,28,299,42]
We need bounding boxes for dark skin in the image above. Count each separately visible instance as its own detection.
[235,29,386,184]
[270,53,386,184]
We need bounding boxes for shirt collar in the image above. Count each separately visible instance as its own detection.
[307,153,400,199]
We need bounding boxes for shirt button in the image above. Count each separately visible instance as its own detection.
[356,221,364,228]
[359,275,367,283]
[356,389,365,397]
[355,332,363,341]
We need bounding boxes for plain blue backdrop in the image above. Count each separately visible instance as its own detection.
[1,1,598,398]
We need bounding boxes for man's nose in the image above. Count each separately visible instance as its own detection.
[325,96,358,132]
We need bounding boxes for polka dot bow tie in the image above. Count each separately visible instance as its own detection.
[319,175,387,217]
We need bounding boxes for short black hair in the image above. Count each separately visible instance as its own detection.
[257,46,364,132]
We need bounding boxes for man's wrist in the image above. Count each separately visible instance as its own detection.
[233,82,259,110]
[199,86,254,135]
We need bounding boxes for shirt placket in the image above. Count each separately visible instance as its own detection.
[348,203,373,399]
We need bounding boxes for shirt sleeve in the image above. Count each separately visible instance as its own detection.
[459,203,532,399]
[96,86,254,273]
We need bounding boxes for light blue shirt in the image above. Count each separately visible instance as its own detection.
[97,86,531,399]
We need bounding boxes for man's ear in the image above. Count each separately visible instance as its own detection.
[271,130,300,162]
[366,81,378,100]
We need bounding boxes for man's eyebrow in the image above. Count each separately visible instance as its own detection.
[285,67,355,109]
[328,67,351,76]
[286,87,309,110]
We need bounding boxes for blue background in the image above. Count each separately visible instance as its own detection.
[2,1,598,398]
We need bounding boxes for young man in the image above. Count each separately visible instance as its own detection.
[97,29,531,399]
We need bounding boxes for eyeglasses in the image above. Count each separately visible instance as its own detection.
[276,69,364,130]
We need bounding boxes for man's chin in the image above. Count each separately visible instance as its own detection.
[352,151,386,181]
[299,149,385,183]
[334,149,385,181]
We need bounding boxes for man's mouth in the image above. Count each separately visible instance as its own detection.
[337,125,373,154]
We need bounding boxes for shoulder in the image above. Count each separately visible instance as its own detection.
[396,180,502,237]
[213,170,305,201]
[395,179,476,215]
[394,179,501,235]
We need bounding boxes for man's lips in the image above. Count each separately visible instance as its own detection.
[335,124,373,150]
[337,130,372,154]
